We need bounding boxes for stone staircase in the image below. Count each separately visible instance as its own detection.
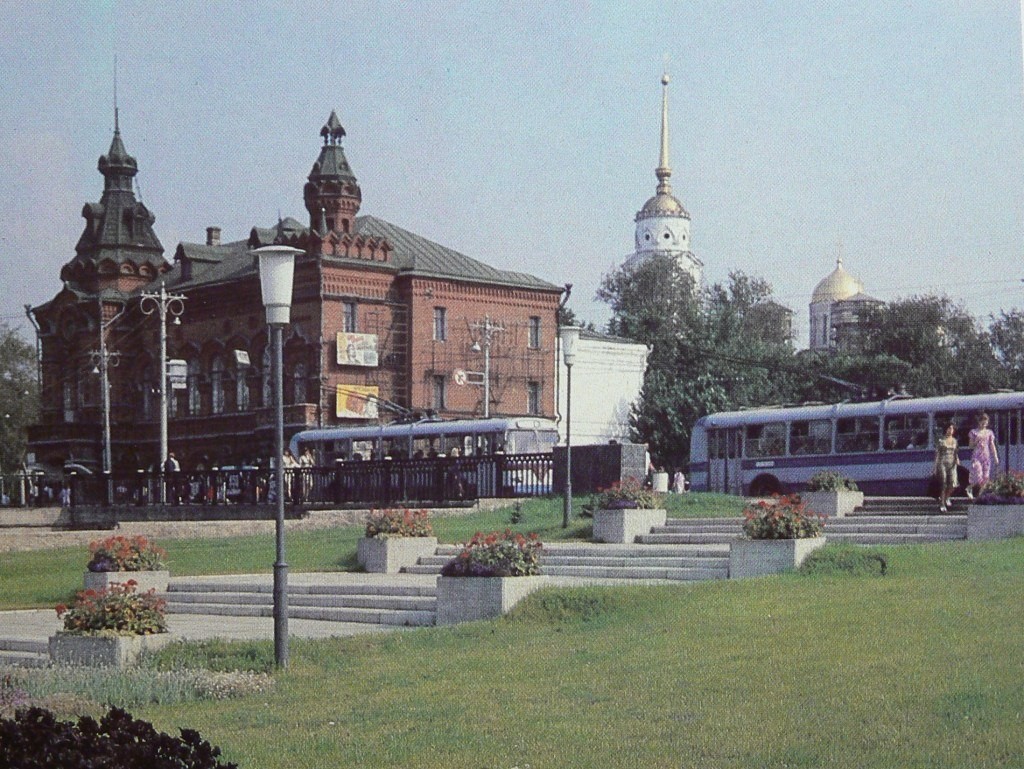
[404,542,730,582]
[0,638,49,668]
[164,581,437,627]
[636,497,968,547]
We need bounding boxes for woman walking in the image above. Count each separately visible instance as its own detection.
[933,423,959,513]
[967,412,999,500]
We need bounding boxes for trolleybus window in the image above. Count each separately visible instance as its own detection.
[932,412,972,447]
[789,420,831,455]
[745,423,785,457]
[835,417,879,453]
[883,414,928,450]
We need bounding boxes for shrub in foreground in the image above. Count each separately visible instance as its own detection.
[804,470,859,492]
[0,706,237,768]
[799,544,888,576]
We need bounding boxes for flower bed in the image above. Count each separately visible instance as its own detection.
[357,508,438,573]
[56,582,168,637]
[363,508,434,538]
[440,530,542,577]
[86,535,167,572]
[742,494,825,540]
[593,477,661,510]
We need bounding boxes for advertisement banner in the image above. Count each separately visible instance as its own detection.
[336,332,379,367]
[336,385,380,419]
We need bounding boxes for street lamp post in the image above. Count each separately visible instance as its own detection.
[140,283,186,501]
[559,326,581,529]
[255,244,301,669]
[470,316,503,418]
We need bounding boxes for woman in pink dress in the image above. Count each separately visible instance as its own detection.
[967,412,999,499]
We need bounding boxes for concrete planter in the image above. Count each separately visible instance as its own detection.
[83,570,170,593]
[436,575,550,625]
[49,632,172,667]
[592,508,666,544]
[967,503,1024,541]
[800,490,864,518]
[729,536,827,579]
[357,537,438,574]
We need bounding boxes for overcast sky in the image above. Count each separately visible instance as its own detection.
[2,1,1022,348]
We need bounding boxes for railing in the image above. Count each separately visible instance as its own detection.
[62,453,554,509]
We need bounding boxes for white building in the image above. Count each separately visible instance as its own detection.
[557,329,649,445]
[625,74,702,284]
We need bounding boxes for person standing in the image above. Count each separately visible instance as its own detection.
[673,468,688,494]
[933,423,959,513]
[967,412,999,500]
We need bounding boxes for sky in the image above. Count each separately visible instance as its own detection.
[2,1,1023,349]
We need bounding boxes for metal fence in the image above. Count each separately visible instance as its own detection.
[59,453,553,509]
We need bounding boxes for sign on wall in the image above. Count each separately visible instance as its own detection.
[336,332,379,367]
[336,384,380,419]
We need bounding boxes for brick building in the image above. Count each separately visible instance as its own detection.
[27,111,564,472]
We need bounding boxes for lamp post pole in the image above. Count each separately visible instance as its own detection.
[470,316,503,418]
[90,306,124,505]
[256,244,301,669]
[559,326,581,529]
[140,283,185,500]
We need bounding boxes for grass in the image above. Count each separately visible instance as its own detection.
[118,537,1024,769]
[0,493,736,611]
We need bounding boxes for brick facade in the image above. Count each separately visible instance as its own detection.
[28,112,563,472]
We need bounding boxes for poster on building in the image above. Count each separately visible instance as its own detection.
[336,332,379,367]
[336,385,380,419]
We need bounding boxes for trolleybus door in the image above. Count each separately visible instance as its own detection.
[993,410,1023,475]
[708,428,744,494]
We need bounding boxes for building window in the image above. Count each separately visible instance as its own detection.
[63,381,75,423]
[293,362,307,404]
[211,357,225,414]
[343,301,357,333]
[236,362,249,411]
[432,374,446,410]
[433,307,447,342]
[529,316,541,349]
[528,381,541,415]
[187,359,201,415]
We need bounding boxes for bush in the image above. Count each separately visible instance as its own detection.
[799,544,888,576]
[0,706,237,768]
[804,470,859,492]
[742,494,825,540]
[593,477,661,510]
[87,535,167,572]
[440,530,543,577]
[364,508,434,538]
[56,582,168,636]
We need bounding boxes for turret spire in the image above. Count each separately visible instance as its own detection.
[656,73,672,195]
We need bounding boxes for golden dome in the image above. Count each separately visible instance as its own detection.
[811,258,863,305]
[637,191,689,219]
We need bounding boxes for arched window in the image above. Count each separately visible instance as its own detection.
[211,356,225,414]
[187,359,201,415]
[236,357,250,411]
[140,367,154,421]
[292,362,307,405]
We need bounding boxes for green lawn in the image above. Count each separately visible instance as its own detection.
[0,493,743,610]
[126,537,1024,769]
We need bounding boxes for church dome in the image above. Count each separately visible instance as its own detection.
[637,191,689,220]
[811,258,863,305]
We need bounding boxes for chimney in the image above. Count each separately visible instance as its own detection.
[206,226,221,246]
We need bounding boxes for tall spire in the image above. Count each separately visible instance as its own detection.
[655,72,672,195]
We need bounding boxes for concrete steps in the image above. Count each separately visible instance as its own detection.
[0,638,49,668]
[403,542,730,582]
[165,581,437,627]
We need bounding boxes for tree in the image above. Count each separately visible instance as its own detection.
[989,309,1024,390]
[597,257,799,468]
[855,295,1004,396]
[0,323,39,476]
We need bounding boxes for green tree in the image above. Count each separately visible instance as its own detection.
[989,309,1024,390]
[0,323,39,476]
[597,257,799,468]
